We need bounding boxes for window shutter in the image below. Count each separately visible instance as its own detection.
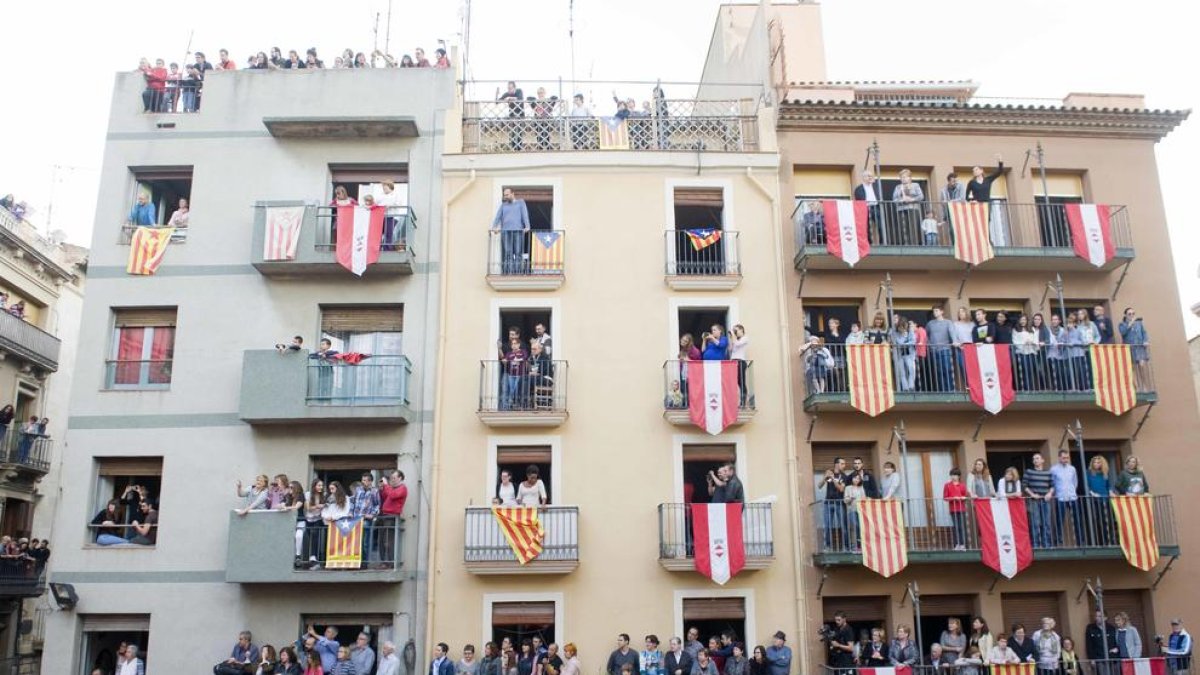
[682,597,746,621]
[312,455,399,471]
[81,614,152,632]
[131,167,194,181]
[303,614,394,627]
[97,457,163,477]
[113,308,177,328]
[492,602,556,626]
[821,596,888,622]
[682,445,737,463]
[793,168,852,198]
[497,446,553,464]
[509,187,554,203]
[320,306,404,332]
[1001,592,1063,634]
[1033,173,1084,198]
[810,444,874,474]
[919,594,976,616]
[1089,590,1150,638]
[674,187,724,208]
[331,166,409,184]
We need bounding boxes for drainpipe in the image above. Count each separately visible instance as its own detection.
[423,168,475,660]
[744,166,810,669]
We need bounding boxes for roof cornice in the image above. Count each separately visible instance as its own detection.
[777,101,1190,141]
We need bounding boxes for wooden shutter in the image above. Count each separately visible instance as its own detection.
[131,167,194,181]
[793,168,852,197]
[304,614,394,627]
[321,306,404,332]
[330,165,409,184]
[682,445,737,463]
[674,187,724,208]
[81,614,151,631]
[811,444,873,474]
[1001,592,1062,634]
[492,602,555,626]
[920,594,976,616]
[682,597,746,621]
[822,596,888,622]
[1033,173,1083,198]
[1089,590,1150,638]
[113,308,177,328]
[97,458,163,477]
[312,455,398,471]
[497,446,553,464]
[509,187,554,203]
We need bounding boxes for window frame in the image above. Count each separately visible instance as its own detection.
[486,435,563,504]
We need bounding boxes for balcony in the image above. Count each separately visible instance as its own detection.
[803,344,1156,412]
[665,230,741,290]
[809,495,1179,566]
[477,359,568,427]
[251,204,416,276]
[226,511,404,583]
[0,428,52,475]
[662,360,757,426]
[793,201,1134,272]
[0,567,46,598]
[486,230,566,291]
[239,350,413,425]
[0,310,60,372]
[462,99,759,153]
[463,506,579,574]
[657,502,775,572]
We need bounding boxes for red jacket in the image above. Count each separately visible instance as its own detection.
[380,482,408,516]
[143,67,168,90]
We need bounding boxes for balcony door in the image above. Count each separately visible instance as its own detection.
[318,305,404,405]
[671,187,727,275]
[492,601,555,646]
[681,597,745,649]
[902,447,956,548]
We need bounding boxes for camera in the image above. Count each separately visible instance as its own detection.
[817,624,835,642]
[1154,635,1164,645]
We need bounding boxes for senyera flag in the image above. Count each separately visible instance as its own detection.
[1111,495,1160,571]
[975,497,1033,578]
[947,201,995,265]
[491,505,545,564]
[325,516,364,569]
[126,226,175,275]
[1091,344,1137,415]
[692,502,745,585]
[1122,658,1167,675]
[991,664,1036,675]
[822,199,870,267]
[846,344,894,417]
[336,204,385,276]
[962,343,1015,414]
[263,205,305,261]
[859,667,913,675]
[856,499,908,578]
[1065,203,1116,267]
[687,360,739,435]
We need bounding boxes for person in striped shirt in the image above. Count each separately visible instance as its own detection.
[1023,453,1055,548]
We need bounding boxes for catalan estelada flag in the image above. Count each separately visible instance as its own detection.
[856,499,907,578]
[1111,495,1159,571]
[1090,344,1137,415]
[846,344,894,417]
[531,231,564,273]
[598,117,630,149]
[685,228,722,251]
[991,664,1036,675]
[947,201,994,265]
[492,506,544,564]
[126,226,175,275]
[325,517,364,569]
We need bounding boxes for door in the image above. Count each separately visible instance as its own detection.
[903,448,955,549]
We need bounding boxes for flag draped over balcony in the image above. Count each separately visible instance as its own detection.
[975,497,1033,579]
[1065,203,1116,267]
[1122,658,1167,675]
[598,117,630,149]
[685,228,722,251]
[822,199,870,267]
[531,231,564,272]
[325,517,364,569]
[856,499,908,578]
[962,344,1015,414]
[947,201,994,265]
[846,344,894,416]
[990,664,1036,675]
[492,505,544,564]
[126,226,175,275]
[1090,345,1137,415]
[859,667,912,675]
[263,205,305,261]
[336,204,384,276]
[687,360,739,435]
[691,502,745,585]
[1111,495,1159,571]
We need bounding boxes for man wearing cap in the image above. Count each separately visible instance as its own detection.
[1164,619,1192,675]
[765,631,791,675]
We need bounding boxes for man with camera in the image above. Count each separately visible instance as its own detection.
[823,612,855,673]
[708,463,744,504]
[822,458,849,549]
[1162,619,1192,675]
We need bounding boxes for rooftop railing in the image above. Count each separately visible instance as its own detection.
[306,355,411,406]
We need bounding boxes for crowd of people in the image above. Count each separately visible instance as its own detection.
[821,611,1191,675]
[0,534,51,579]
[0,291,33,321]
[213,627,401,675]
[669,323,752,407]
[800,304,1150,396]
[0,192,30,222]
[819,450,1152,552]
[138,44,450,113]
[90,484,159,547]
[0,404,51,463]
[493,324,557,411]
[232,468,407,569]
[90,642,145,675]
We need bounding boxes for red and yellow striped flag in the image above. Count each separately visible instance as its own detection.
[1091,344,1136,415]
[991,664,1036,675]
[325,517,364,569]
[947,202,994,265]
[857,499,908,578]
[847,344,895,417]
[126,226,175,275]
[492,505,544,564]
[1111,495,1159,571]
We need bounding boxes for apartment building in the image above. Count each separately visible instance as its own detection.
[707,3,1197,671]
[41,66,455,673]
[0,206,86,668]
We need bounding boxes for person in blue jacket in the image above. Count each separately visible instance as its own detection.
[128,192,157,226]
[701,324,729,360]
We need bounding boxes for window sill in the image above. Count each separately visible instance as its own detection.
[82,544,157,550]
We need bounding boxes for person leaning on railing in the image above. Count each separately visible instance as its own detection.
[987,634,1021,665]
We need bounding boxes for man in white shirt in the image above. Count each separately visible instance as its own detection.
[533,323,553,356]
[378,641,402,675]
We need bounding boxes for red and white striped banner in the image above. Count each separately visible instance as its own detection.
[860,667,912,675]
[1090,345,1136,415]
[687,360,739,435]
[1065,203,1116,267]
[692,502,746,585]
[1111,496,1159,571]
[975,497,1033,579]
[846,344,894,417]
[823,199,870,267]
[991,664,1036,675]
[947,201,994,265]
[336,204,385,276]
[962,343,1015,414]
[263,205,305,261]
[1122,658,1167,675]
[857,499,908,578]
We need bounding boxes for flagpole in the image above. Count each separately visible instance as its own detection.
[893,421,909,504]
[905,582,924,665]
[1036,141,1054,244]
[873,139,886,245]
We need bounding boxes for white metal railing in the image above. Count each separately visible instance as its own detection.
[464,506,579,563]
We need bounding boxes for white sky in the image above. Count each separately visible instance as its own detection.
[1,0,1196,335]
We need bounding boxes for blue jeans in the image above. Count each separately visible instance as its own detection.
[1055,500,1085,547]
[823,500,846,549]
[896,353,916,391]
[501,374,524,410]
[930,349,954,392]
[361,518,375,561]
[182,88,198,112]
[501,230,526,274]
[1028,498,1052,548]
[97,534,130,546]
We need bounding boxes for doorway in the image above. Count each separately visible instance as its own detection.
[902,446,958,550]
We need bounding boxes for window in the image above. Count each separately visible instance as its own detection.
[491,601,556,645]
[311,455,398,490]
[331,165,409,204]
[91,457,162,546]
[802,302,862,339]
[915,595,976,656]
[125,167,192,243]
[966,299,1028,325]
[106,308,176,390]
[682,597,746,648]
[497,308,552,354]
[794,168,852,246]
[682,444,736,506]
[821,596,887,639]
[0,498,33,539]
[320,305,404,354]
[678,307,731,352]
[1001,592,1065,636]
[901,445,960,539]
[314,306,406,405]
[1034,172,1084,248]
[302,614,394,657]
[81,614,151,675]
[328,166,411,250]
[1089,589,1151,639]
[505,186,554,231]
[0,285,45,327]
[672,187,728,275]
[494,446,552,505]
